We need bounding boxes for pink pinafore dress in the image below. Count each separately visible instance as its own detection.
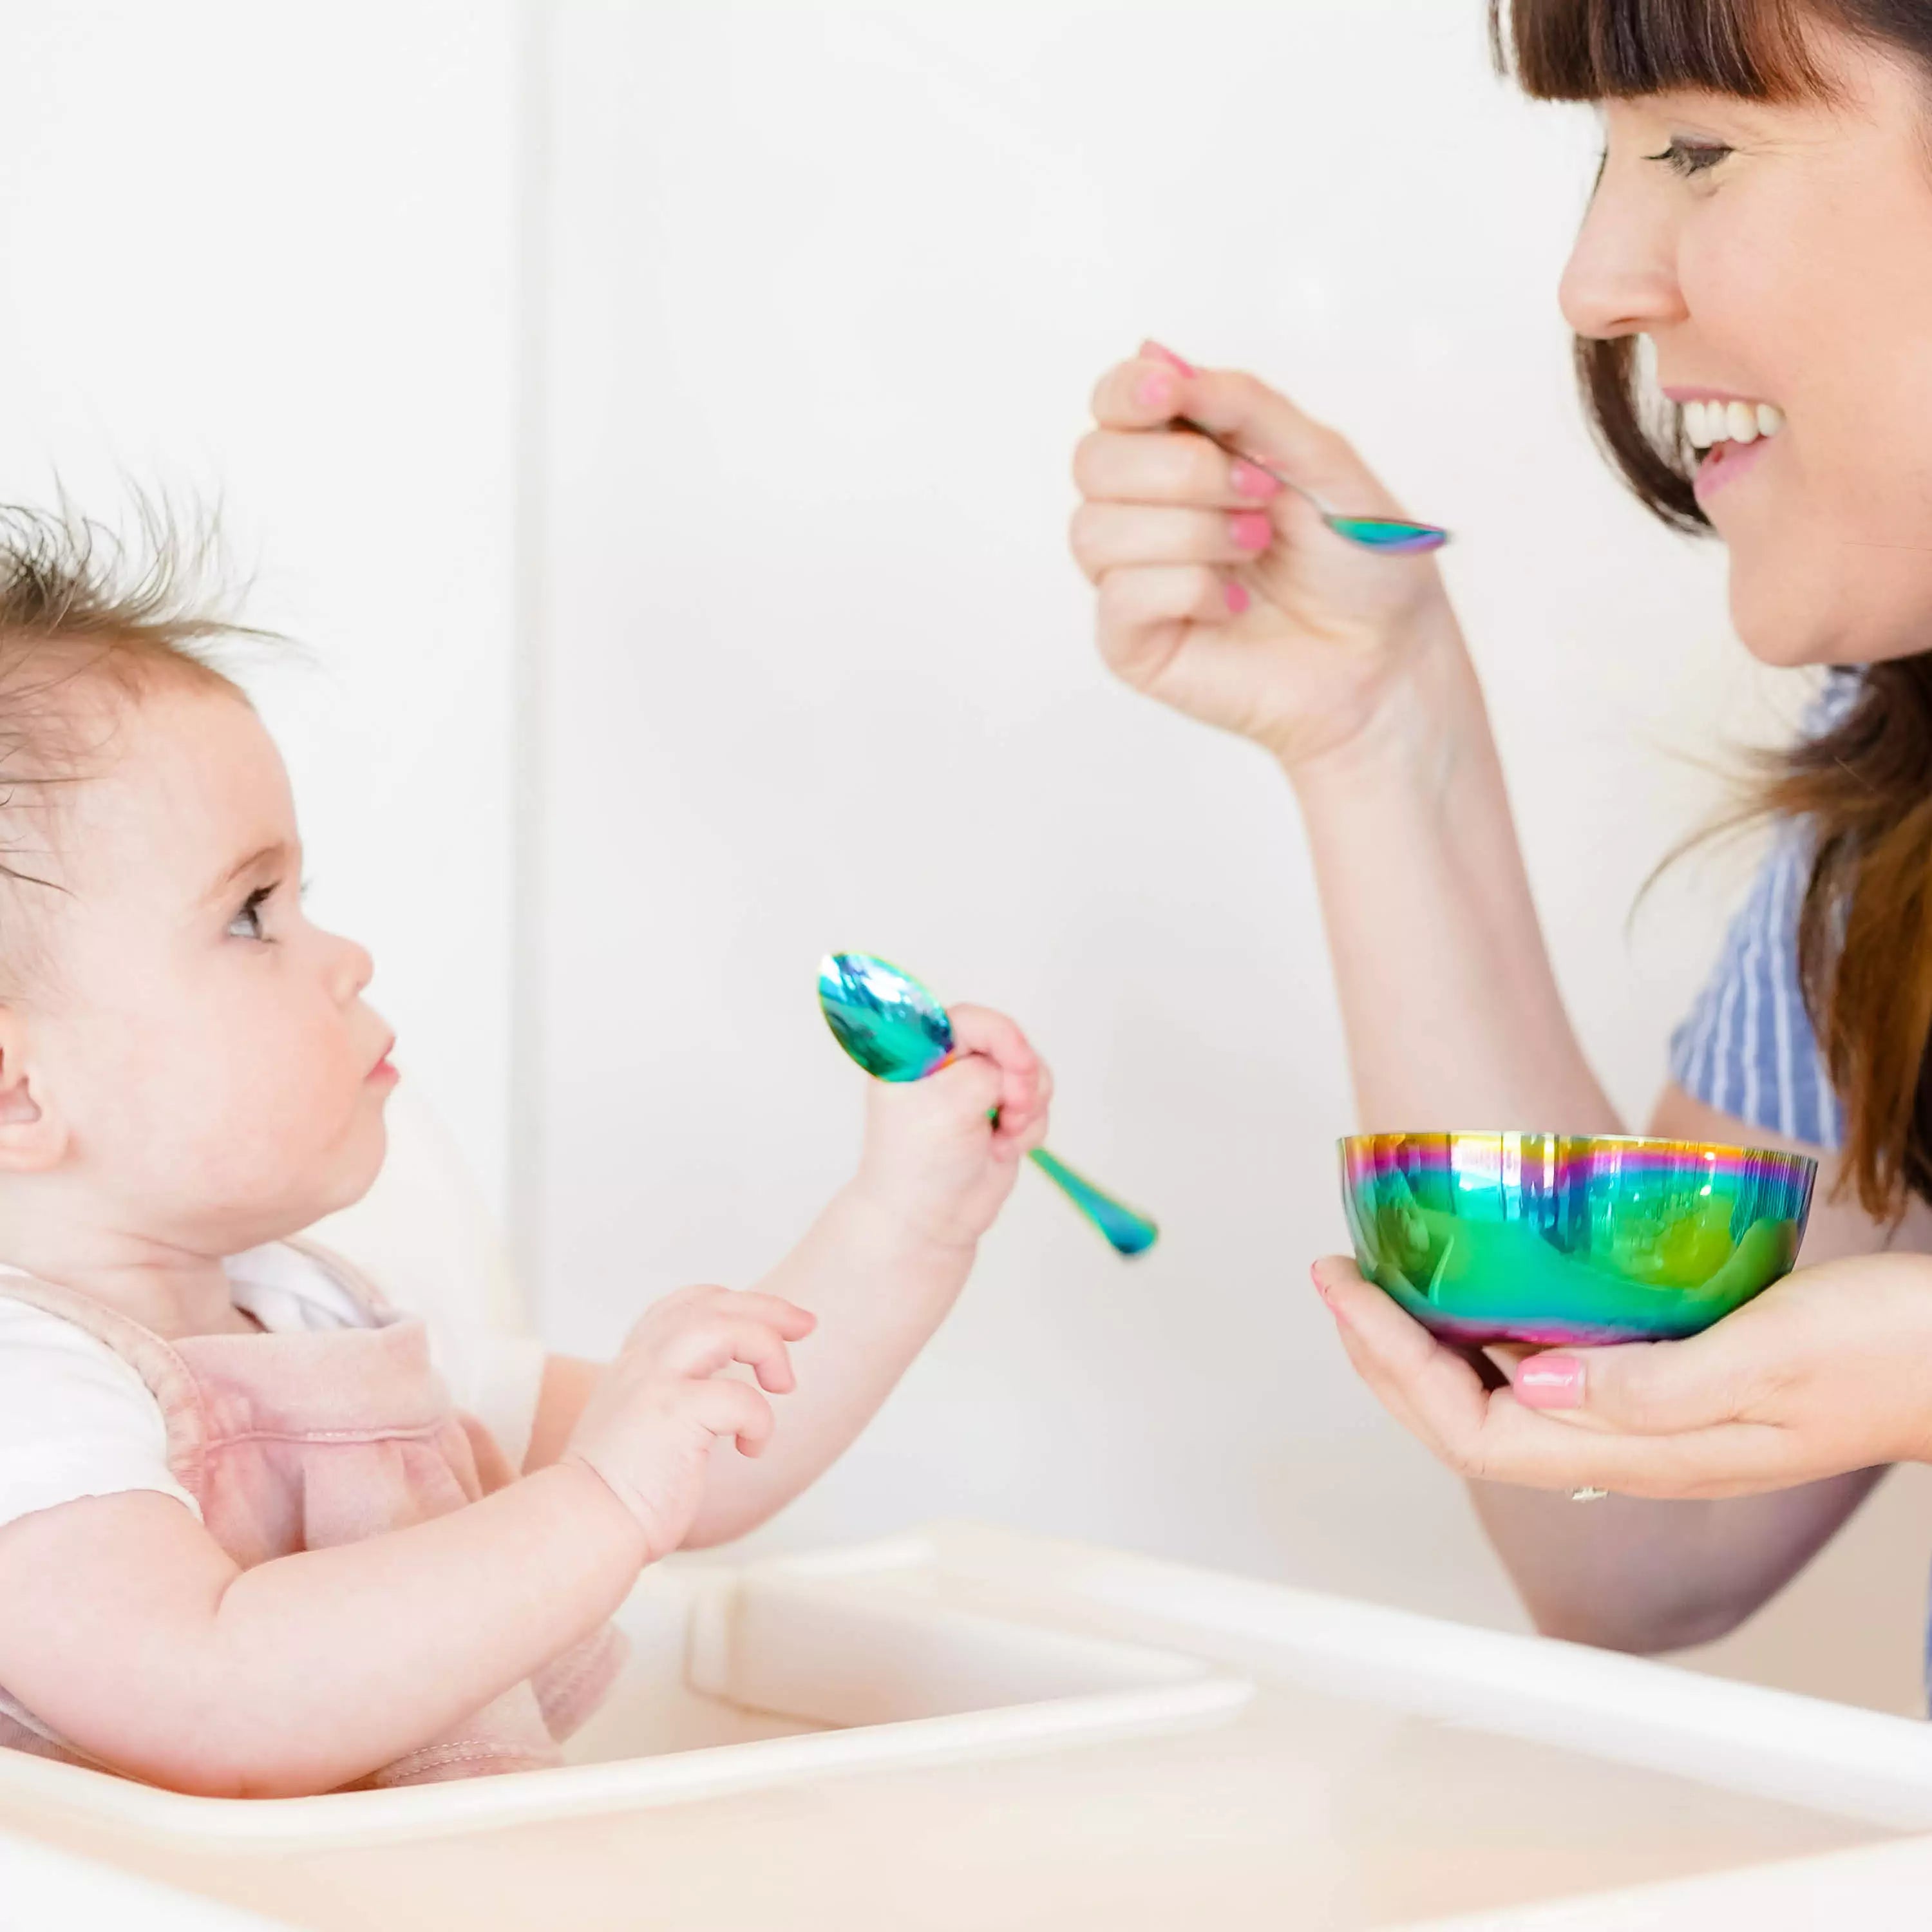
[0,1238,625,1788]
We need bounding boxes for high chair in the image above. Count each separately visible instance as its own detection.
[8,1094,1932,1929]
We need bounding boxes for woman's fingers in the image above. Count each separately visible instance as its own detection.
[1089,353,1375,508]
[1069,503,1278,585]
[1094,565,1247,684]
[1072,428,1282,513]
[1312,1258,1796,1496]
[1508,1329,1765,1437]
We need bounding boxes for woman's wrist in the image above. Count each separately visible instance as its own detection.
[1278,609,1490,810]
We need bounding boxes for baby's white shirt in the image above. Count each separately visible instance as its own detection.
[0,1242,547,1536]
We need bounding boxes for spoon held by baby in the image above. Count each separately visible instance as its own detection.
[817,952,1159,1258]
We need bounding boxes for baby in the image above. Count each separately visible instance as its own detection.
[0,508,1049,1797]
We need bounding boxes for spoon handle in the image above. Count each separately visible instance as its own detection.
[1027,1147,1159,1256]
[1175,417,1449,552]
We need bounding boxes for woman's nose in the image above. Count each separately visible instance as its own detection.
[1558,164,1689,341]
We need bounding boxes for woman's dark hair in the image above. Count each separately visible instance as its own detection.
[1493,0,1932,1217]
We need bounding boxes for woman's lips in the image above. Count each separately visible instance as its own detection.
[367,1039,399,1084]
[1692,431,1776,503]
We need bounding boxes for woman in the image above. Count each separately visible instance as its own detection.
[1071,0,1932,1665]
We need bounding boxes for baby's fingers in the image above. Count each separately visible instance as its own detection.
[662,1307,812,1392]
[947,1005,1045,1141]
[687,1378,776,1458]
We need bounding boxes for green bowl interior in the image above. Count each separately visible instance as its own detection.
[1339,1133,1817,1345]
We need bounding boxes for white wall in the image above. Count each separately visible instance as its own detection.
[0,0,523,1217]
[527,0,1803,1636]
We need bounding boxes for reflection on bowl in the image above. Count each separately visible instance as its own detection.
[1338,1133,1817,1347]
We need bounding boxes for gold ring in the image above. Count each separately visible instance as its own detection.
[1569,1486,1610,1503]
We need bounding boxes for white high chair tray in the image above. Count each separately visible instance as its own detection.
[3,1519,1930,1931]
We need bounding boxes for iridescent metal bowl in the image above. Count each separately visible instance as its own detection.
[1339,1133,1817,1347]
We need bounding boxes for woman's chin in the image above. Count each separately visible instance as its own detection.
[1730,534,1932,671]
[1728,563,1866,670]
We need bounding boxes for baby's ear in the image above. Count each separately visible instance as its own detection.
[0,1010,66,1173]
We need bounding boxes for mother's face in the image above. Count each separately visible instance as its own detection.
[1560,33,1932,668]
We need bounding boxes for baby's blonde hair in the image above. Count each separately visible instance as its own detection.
[0,500,256,961]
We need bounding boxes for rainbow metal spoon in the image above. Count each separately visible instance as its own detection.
[818,951,1159,1258]
[1180,417,1448,555]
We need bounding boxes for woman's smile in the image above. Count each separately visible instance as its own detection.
[1663,384,1786,502]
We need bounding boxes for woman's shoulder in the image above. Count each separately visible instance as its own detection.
[1668,825,1839,1151]
[1804,667,1863,737]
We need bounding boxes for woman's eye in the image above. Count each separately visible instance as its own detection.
[227,886,272,941]
[1645,138,1732,179]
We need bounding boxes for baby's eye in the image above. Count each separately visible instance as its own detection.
[1645,137,1732,179]
[227,885,274,941]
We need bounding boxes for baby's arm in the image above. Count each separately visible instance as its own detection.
[523,1007,1048,1542]
[686,1003,1049,1546]
[0,1287,809,1797]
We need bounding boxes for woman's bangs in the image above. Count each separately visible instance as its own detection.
[1490,0,1833,101]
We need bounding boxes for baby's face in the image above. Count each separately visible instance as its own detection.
[26,683,395,1251]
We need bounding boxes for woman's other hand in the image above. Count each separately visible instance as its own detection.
[1070,343,1466,775]
[1311,1250,1932,1500]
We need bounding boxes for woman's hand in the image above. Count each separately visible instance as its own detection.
[851,1005,1052,1254]
[1070,343,1466,773]
[1311,1250,1932,1499]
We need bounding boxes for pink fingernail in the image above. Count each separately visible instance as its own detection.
[1230,459,1281,501]
[1229,511,1273,553]
[1137,371,1176,411]
[1224,580,1250,615]
[1516,1355,1584,1409]
[1141,339,1198,377]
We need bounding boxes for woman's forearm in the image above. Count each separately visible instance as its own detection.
[1290,634,1618,1135]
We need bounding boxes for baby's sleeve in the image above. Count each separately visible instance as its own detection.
[1667,820,1841,1151]
[0,1302,199,1534]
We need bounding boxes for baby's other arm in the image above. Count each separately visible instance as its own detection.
[0,1467,639,1797]
[0,1285,808,1797]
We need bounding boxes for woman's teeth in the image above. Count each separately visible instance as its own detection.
[1681,399,1785,450]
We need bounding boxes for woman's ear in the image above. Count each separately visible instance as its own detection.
[0,1008,68,1173]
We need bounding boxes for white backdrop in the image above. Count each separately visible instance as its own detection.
[5,0,1922,1711]
[527,0,1794,1629]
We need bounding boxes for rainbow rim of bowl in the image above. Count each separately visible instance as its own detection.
[1338,1131,1816,1165]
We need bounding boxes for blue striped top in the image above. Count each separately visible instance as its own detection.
[1667,674,1861,1151]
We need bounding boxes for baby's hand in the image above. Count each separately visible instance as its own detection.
[563,1286,815,1562]
[852,1005,1053,1253]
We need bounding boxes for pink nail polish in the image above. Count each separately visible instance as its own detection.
[1137,371,1176,412]
[1229,511,1273,553]
[1141,339,1198,377]
[1224,580,1250,615]
[1515,1355,1585,1409]
[1230,459,1282,501]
